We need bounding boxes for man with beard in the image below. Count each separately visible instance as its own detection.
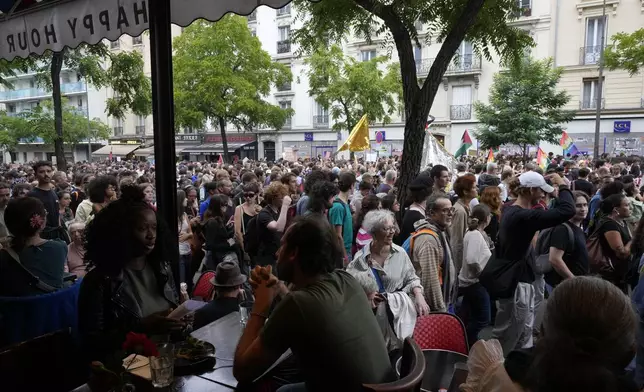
[0,182,10,247]
[233,215,396,392]
[28,161,64,241]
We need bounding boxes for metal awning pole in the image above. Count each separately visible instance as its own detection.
[149,0,179,254]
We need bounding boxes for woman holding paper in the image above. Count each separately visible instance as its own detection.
[78,185,185,363]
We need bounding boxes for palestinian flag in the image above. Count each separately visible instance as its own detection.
[454,130,472,158]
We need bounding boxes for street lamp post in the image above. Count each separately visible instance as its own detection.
[593,0,607,158]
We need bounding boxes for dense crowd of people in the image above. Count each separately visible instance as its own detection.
[2,152,644,391]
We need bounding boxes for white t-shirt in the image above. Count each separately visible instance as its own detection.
[458,230,492,287]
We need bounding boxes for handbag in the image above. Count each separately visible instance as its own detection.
[479,247,529,300]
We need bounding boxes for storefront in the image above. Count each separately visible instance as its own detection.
[280,131,339,160]
[93,137,147,161]
[182,133,257,161]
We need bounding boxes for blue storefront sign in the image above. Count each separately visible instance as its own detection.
[614,120,631,133]
[304,132,314,141]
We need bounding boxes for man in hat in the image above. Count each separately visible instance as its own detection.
[193,261,247,330]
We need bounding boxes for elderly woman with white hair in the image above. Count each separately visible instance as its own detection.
[65,221,87,277]
[347,210,430,316]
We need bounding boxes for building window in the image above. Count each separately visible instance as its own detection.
[581,78,604,109]
[113,118,123,136]
[110,39,120,50]
[132,35,143,46]
[6,104,15,113]
[582,16,606,65]
[136,115,146,135]
[455,41,473,67]
[277,26,291,54]
[61,74,71,84]
[22,152,27,162]
[250,29,256,37]
[247,10,257,22]
[77,97,83,108]
[361,50,377,62]
[280,101,292,128]
[314,103,329,128]
[277,4,291,16]
[34,152,43,160]
[516,0,531,16]
[450,85,472,120]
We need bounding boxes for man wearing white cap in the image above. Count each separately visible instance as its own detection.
[489,171,575,355]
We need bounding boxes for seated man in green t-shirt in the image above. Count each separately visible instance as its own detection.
[233,215,396,392]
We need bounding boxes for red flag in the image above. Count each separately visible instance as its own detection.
[109,147,113,162]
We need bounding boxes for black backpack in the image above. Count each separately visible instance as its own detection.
[243,216,260,257]
[533,222,575,274]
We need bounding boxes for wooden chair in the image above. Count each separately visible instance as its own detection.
[363,338,425,392]
[0,328,87,392]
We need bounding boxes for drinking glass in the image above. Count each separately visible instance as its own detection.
[150,343,174,388]
[239,301,254,327]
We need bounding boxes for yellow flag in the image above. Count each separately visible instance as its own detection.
[337,114,371,153]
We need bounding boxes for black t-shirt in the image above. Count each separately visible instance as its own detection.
[597,219,632,269]
[396,209,425,245]
[28,187,59,228]
[545,223,589,287]
[193,297,239,330]
[572,179,594,198]
[257,205,281,260]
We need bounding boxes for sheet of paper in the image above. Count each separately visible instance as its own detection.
[168,299,208,319]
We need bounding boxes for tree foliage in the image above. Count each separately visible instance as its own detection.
[474,58,575,158]
[0,111,33,151]
[25,100,110,147]
[604,28,644,76]
[7,44,151,168]
[291,0,533,213]
[173,16,294,159]
[304,45,402,132]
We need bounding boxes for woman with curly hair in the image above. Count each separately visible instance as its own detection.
[78,185,183,363]
[0,197,67,296]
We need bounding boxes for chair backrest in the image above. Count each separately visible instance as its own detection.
[363,337,425,392]
[413,313,468,355]
[0,279,82,346]
[0,328,86,392]
[193,270,216,300]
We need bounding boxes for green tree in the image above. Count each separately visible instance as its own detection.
[0,111,34,157]
[292,0,533,208]
[604,29,644,76]
[474,58,575,160]
[10,45,151,169]
[173,16,294,160]
[26,100,110,159]
[304,44,402,135]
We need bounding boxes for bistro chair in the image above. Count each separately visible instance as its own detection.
[193,270,216,300]
[413,313,469,355]
[0,328,86,392]
[363,337,425,392]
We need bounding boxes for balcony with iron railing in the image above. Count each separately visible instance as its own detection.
[136,126,146,135]
[579,98,605,110]
[579,46,603,65]
[277,40,291,54]
[113,126,123,136]
[313,115,329,128]
[0,81,87,101]
[277,5,291,16]
[277,82,292,92]
[416,55,482,77]
[450,104,472,120]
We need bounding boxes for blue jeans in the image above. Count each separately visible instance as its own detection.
[461,282,491,347]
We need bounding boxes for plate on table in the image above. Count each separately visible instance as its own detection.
[173,336,216,376]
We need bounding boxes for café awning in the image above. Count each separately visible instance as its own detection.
[181,142,253,154]
[92,144,140,156]
[0,0,295,60]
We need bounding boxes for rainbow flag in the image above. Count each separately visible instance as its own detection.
[560,131,573,150]
[487,148,495,163]
[537,147,548,170]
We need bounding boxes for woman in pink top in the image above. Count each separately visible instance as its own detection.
[353,195,381,254]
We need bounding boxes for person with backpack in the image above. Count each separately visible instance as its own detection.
[459,204,494,347]
[329,172,356,264]
[542,191,590,289]
[406,194,457,313]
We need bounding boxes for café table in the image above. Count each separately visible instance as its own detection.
[397,349,469,392]
[191,311,292,390]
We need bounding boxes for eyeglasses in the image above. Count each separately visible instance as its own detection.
[434,207,456,215]
[381,226,397,233]
[244,193,256,198]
